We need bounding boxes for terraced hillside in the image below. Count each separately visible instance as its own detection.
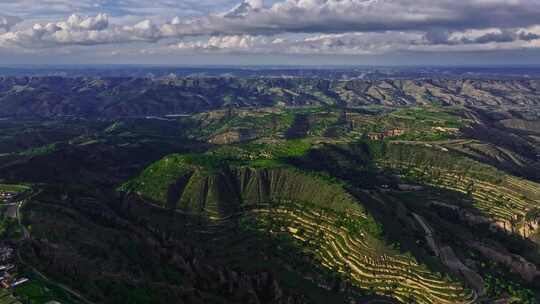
[378,143,540,236]
[1,102,539,303]
[121,154,475,304]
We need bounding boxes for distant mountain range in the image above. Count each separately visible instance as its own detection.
[1,77,540,118]
[2,66,540,79]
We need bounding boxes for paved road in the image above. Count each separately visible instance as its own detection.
[15,201,29,240]
[411,213,479,304]
[412,213,439,256]
[5,203,18,219]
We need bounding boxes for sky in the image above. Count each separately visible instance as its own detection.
[1,0,540,65]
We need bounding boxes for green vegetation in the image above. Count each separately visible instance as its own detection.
[390,130,456,142]
[351,106,468,142]
[2,100,540,304]
[13,271,86,304]
[240,139,312,160]
[388,107,466,129]
[372,142,540,223]
[121,139,314,204]
[0,217,22,239]
[467,249,538,303]
[17,143,58,157]
[0,289,21,304]
[119,153,193,203]
[380,142,505,183]
[0,184,30,193]
[189,109,295,140]
[119,140,475,303]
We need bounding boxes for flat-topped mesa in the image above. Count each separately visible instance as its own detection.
[132,164,361,219]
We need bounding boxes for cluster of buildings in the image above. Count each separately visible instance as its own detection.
[0,191,17,203]
[0,246,28,289]
[431,126,460,133]
[367,129,406,141]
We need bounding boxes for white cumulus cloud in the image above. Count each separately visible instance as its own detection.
[2,0,540,57]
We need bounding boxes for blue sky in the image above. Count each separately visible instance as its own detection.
[1,0,540,65]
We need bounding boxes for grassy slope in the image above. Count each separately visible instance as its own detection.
[0,184,30,193]
[120,140,474,304]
